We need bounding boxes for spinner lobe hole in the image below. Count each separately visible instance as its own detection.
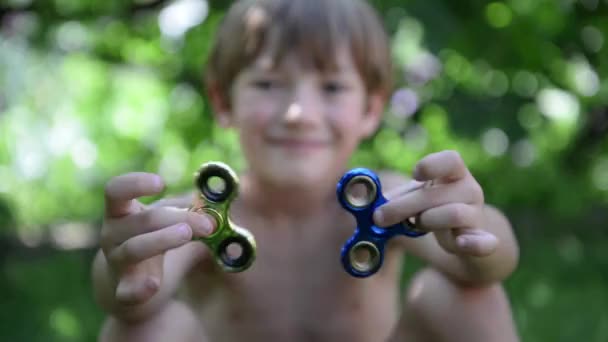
[218,236,253,269]
[196,164,235,203]
[344,175,377,209]
[349,241,381,273]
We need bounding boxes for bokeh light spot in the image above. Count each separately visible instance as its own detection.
[483,70,509,97]
[511,139,536,167]
[536,88,579,124]
[70,138,97,169]
[482,128,509,156]
[512,70,538,97]
[485,2,512,28]
[517,104,543,130]
[390,88,419,118]
[581,25,604,53]
[557,235,583,264]
[49,307,81,339]
[592,157,608,191]
[568,59,600,97]
[50,222,96,250]
[159,0,209,39]
[528,281,553,308]
[403,124,428,151]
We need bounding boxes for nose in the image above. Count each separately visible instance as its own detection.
[282,84,323,127]
[285,103,303,122]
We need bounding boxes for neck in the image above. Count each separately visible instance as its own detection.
[238,170,340,221]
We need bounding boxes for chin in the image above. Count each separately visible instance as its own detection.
[245,143,351,188]
[272,163,325,185]
[259,156,337,188]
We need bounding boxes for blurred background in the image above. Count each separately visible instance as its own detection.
[1,0,607,341]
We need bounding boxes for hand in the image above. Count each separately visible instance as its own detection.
[374,151,498,257]
[101,172,215,306]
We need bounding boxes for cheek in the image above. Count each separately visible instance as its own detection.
[233,92,277,134]
[329,96,367,139]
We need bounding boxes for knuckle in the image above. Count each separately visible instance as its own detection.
[100,220,122,246]
[99,228,113,248]
[449,205,469,226]
[106,248,122,267]
[120,240,139,264]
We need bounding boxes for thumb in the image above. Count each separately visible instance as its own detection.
[115,256,163,305]
[454,229,498,257]
[434,228,497,256]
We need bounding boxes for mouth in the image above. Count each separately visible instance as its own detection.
[266,137,329,150]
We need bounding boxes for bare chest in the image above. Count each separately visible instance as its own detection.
[184,212,404,342]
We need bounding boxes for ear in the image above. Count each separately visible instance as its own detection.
[360,92,386,138]
[207,82,232,128]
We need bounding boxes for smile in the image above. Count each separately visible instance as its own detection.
[266,138,329,149]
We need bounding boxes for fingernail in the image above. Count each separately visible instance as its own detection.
[177,223,192,240]
[457,236,469,248]
[373,209,384,226]
[193,214,213,236]
[153,175,165,192]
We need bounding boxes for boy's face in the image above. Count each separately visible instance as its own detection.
[215,46,383,189]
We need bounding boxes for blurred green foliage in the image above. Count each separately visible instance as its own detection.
[1,0,607,341]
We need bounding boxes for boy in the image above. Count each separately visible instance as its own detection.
[92,0,520,341]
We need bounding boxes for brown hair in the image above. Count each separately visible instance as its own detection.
[204,0,392,106]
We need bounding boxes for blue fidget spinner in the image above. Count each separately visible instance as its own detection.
[336,168,427,278]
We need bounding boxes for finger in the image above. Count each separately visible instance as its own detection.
[384,180,425,200]
[374,182,477,227]
[105,173,165,218]
[413,150,468,183]
[109,223,193,266]
[148,193,196,209]
[115,258,162,305]
[455,229,498,257]
[110,207,215,242]
[417,203,478,231]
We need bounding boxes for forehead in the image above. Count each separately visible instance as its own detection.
[248,45,357,74]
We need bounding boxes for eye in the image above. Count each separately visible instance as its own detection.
[323,81,347,94]
[252,79,281,90]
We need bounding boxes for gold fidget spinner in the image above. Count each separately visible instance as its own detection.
[189,161,256,272]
